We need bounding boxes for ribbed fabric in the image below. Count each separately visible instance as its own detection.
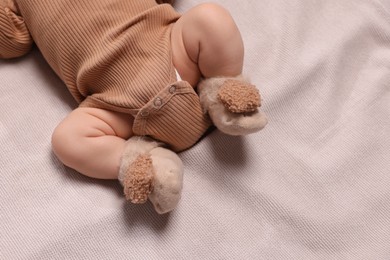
[0,0,211,151]
[132,80,211,151]
[0,1,32,58]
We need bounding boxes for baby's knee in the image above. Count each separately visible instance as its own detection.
[191,3,235,31]
[51,123,85,168]
[193,3,231,18]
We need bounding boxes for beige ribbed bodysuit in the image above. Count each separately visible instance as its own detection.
[0,0,211,151]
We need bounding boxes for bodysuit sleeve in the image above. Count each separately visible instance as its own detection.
[0,0,32,59]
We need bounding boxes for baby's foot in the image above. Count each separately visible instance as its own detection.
[198,76,268,135]
[119,136,183,214]
[148,147,183,214]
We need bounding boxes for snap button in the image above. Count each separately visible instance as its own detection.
[154,97,163,107]
[169,85,176,94]
[140,111,149,117]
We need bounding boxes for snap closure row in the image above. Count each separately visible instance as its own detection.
[140,84,178,118]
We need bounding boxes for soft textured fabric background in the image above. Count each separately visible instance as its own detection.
[1,0,390,259]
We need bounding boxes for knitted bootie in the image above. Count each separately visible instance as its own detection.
[118,136,183,214]
[198,75,268,135]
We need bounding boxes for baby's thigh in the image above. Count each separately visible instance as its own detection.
[56,107,133,138]
[51,107,134,163]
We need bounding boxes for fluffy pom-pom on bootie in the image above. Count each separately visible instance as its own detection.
[118,136,183,214]
[198,75,268,136]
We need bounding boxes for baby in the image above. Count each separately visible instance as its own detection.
[0,0,267,213]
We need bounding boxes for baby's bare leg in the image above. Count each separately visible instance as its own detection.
[172,4,268,135]
[51,107,133,179]
[171,3,244,85]
[52,107,183,214]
